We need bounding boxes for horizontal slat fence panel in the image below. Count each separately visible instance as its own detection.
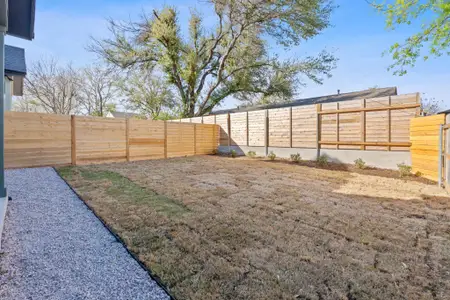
[211,93,420,155]
[268,108,290,147]
[410,114,445,181]
[4,112,219,168]
[291,105,316,148]
[196,124,218,154]
[337,100,361,150]
[4,111,71,168]
[248,110,265,147]
[167,122,195,158]
[215,114,229,146]
[129,119,165,161]
[75,116,127,164]
[230,112,247,146]
[320,103,338,149]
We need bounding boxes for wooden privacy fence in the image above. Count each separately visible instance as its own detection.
[5,111,219,169]
[174,93,420,152]
[410,114,446,181]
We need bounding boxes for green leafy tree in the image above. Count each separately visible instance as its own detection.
[372,0,450,75]
[117,70,177,120]
[90,0,336,117]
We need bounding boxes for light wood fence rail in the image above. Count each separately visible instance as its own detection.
[174,93,420,152]
[5,111,219,169]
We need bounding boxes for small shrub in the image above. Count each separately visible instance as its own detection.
[316,154,328,166]
[354,158,366,169]
[290,153,301,163]
[230,150,237,158]
[247,151,257,158]
[268,151,276,161]
[397,163,412,177]
[415,171,422,177]
[211,149,218,155]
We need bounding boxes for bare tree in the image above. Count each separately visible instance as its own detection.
[117,70,177,119]
[79,64,119,116]
[13,96,42,113]
[24,57,81,114]
[421,96,443,116]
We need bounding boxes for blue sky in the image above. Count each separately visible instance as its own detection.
[6,0,450,110]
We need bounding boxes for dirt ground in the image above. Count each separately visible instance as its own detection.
[57,155,450,300]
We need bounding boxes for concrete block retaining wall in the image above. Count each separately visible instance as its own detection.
[218,146,411,170]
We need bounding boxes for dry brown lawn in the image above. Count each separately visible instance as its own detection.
[57,155,450,300]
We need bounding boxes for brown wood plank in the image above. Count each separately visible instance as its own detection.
[319,103,420,115]
[319,141,411,147]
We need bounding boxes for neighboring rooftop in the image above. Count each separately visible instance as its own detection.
[210,87,398,115]
[5,45,26,76]
[108,111,143,119]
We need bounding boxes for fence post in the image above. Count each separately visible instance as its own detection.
[246,111,249,147]
[71,115,77,165]
[289,107,293,148]
[361,99,366,150]
[416,92,421,116]
[388,96,391,151]
[227,113,231,154]
[265,110,269,156]
[194,123,197,155]
[445,121,450,190]
[336,103,339,150]
[126,118,130,162]
[439,124,443,187]
[316,104,321,159]
[164,121,168,159]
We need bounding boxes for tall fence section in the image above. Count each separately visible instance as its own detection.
[5,111,219,169]
[410,114,446,181]
[174,93,420,156]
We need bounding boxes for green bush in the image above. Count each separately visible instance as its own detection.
[268,151,276,161]
[397,163,412,177]
[316,154,328,166]
[354,158,366,169]
[247,151,257,158]
[290,153,301,163]
[230,150,237,158]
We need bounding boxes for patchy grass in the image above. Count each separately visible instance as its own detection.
[57,167,189,218]
[57,156,450,300]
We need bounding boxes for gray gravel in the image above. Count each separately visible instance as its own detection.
[0,167,170,300]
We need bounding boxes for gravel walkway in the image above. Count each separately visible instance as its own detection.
[0,167,170,300]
